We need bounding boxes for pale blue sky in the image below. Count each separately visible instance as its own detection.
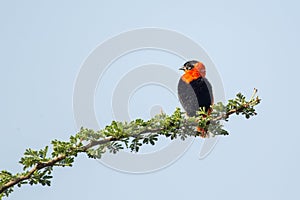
[1,0,300,199]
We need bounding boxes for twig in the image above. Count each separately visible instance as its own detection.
[0,155,65,194]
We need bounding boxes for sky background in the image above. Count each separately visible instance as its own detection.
[1,0,300,199]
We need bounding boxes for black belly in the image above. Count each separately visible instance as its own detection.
[177,77,213,117]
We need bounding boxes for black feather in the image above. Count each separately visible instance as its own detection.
[177,77,213,117]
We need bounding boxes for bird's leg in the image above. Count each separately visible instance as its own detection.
[196,107,212,138]
[196,126,208,138]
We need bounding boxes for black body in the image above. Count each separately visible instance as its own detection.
[177,77,213,117]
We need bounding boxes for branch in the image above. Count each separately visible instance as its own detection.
[212,88,260,121]
[0,155,65,194]
[0,89,261,198]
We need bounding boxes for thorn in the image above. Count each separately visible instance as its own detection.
[250,88,258,100]
[160,108,164,114]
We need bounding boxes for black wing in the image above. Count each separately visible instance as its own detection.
[177,78,200,117]
[177,77,213,117]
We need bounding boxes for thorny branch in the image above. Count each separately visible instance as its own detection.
[0,89,261,198]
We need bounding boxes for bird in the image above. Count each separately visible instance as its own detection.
[177,60,214,137]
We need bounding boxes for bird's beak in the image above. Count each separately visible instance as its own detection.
[179,66,185,71]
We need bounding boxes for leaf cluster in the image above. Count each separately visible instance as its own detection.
[0,90,261,199]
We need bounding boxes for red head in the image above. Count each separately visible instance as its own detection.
[179,60,206,83]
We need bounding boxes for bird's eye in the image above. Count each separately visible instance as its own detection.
[186,65,193,70]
